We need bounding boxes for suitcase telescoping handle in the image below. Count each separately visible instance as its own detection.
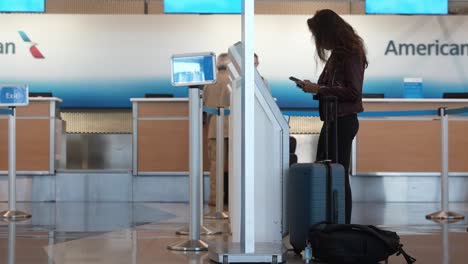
[321,96,339,223]
[322,96,338,163]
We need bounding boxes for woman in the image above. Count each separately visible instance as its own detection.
[297,9,368,224]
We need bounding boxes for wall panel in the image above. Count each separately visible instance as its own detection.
[47,0,144,14]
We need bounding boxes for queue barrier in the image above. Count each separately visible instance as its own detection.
[203,106,231,116]
[0,107,32,221]
[283,106,468,222]
[0,109,14,115]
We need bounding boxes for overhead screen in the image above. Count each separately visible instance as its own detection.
[0,0,45,13]
[164,0,241,14]
[366,0,448,15]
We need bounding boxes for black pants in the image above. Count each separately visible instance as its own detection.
[316,113,359,224]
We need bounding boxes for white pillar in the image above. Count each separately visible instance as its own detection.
[241,0,255,253]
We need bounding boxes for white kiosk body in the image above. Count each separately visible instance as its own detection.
[228,42,290,244]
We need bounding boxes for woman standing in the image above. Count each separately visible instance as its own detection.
[297,9,368,224]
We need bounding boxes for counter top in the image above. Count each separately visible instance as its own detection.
[29,97,63,103]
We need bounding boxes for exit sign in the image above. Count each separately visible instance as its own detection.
[0,85,29,106]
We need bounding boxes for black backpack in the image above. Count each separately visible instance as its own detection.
[308,223,416,264]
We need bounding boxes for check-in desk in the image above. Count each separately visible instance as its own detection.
[0,97,63,175]
[355,99,468,175]
[131,98,209,175]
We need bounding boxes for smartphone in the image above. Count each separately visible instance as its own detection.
[289,76,302,83]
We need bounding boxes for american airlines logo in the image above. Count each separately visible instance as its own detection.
[0,31,45,59]
[385,40,468,56]
[18,31,45,59]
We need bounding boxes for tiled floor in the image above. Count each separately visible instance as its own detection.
[1,202,467,263]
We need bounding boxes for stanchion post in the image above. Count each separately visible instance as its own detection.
[205,107,229,220]
[8,107,16,212]
[175,94,222,236]
[1,107,31,221]
[8,222,16,264]
[216,107,225,213]
[426,107,464,222]
[168,86,208,251]
[441,107,449,213]
[442,223,450,264]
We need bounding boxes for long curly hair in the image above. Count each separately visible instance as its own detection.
[307,9,368,68]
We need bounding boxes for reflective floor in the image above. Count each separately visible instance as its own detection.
[1,202,467,263]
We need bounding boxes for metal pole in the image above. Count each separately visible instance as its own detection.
[8,222,16,264]
[1,107,31,221]
[442,223,449,264]
[216,108,224,212]
[426,107,464,222]
[205,108,229,220]
[49,101,56,175]
[132,102,138,176]
[167,87,208,251]
[441,108,449,213]
[188,87,201,240]
[176,91,221,235]
[200,90,204,222]
[9,108,16,212]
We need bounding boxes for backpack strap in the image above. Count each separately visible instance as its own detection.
[396,245,417,264]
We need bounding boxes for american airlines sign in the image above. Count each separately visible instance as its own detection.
[0,31,45,59]
[385,40,468,56]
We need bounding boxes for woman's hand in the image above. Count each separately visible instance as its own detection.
[297,80,320,94]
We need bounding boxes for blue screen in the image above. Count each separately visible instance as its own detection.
[366,0,447,15]
[164,0,241,14]
[0,0,45,12]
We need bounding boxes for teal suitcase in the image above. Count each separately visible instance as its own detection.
[287,96,345,253]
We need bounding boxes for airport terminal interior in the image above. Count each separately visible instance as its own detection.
[2,0,468,263]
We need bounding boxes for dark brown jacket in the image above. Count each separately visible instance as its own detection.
[316,51,365,118]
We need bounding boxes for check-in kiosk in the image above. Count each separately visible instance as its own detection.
[209,42,289,262]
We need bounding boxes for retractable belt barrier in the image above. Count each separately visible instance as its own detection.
[284,106,468,222]
[446,106,468,116]
[203,106,231,116]
[0,109,14,115]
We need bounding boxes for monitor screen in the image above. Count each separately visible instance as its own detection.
[366,0,448,15]
[164,0,241,14]
[171,52,216,87]
[0,0,45,13]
